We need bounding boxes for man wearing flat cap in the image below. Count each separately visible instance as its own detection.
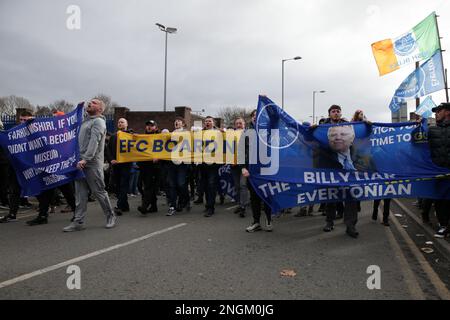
[428,102,450,238]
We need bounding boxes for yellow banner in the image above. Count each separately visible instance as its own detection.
[116,130,243,164]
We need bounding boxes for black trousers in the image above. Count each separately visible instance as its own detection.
[326,201,358,228]
[36,183,76,218]
[140,164,160,210]
[112,164,132,211]
[248,181,271,224]
[435,199,450,227]
[8,166,21,216]
[200,164,219,210]
[373,199,391,222]
[0,164,9,205]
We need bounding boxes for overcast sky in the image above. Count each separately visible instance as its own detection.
[1,0,449,122]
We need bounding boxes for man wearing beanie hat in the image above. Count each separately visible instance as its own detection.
[428,102,450,238]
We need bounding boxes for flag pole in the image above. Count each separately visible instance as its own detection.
[435,12,449,102]
[415,61,420,108]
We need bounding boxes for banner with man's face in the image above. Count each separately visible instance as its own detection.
[249,96,450,213]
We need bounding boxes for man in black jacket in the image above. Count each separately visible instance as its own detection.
[0,119,10,209]
[107,118,133,216]
[138,120,160,214]
[243,109,273,232]
[428,102,450,238]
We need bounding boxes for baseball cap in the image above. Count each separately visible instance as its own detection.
[431,102,450,113]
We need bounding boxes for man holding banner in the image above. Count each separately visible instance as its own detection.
[0,110,34,224]
[313,105,356,236]
[428,102,450,238]
[63,99,116,232]
[200,116,221,218]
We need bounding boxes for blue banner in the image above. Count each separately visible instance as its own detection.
[415,96,436,118]
[0,105,84,196]
[249,96,450,213]
[218,164,237,200]
[389,50,445,112]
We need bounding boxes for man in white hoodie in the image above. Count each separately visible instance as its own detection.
[63,99,116,232]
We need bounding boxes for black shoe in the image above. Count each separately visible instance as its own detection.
[381,220,390,227]
[372,212,378,221]
[26,216,48,226]
[114,207,123,216]
[204,209,214,217]
[239,210,246,218]
[0,215,17,223]
[194,198,203,204]
[219,196,225,205]
[148,206,158,213]
[233,207,242,214]
[137,206,148,215]
[88,197,95,202]
[323,224,334,232]
[346,227,359,238]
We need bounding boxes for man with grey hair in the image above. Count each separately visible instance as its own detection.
[327,125,356,170]
[63,99,116,232]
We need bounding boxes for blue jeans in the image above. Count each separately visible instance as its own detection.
[129,170,139,195]
[167,163,189,208]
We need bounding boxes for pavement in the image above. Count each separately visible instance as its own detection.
[0,196,449,300]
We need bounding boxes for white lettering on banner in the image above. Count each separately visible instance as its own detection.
[27,121,56,134]
[48,129,77,145]
[258,182,290,197]
[7,143,27,154]
[297,183,412,204]
[42,174,67,186]
[371,136,394,146]
[34,150,59,164]
[21,154,77,180]
[28,137,47,151]
[303,172,396,184]
[7,127,31,140]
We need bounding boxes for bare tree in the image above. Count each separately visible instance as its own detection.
[93,93,122,115]
[34,105,53,117]
[0,95,34,115]
[216,106,253,128]
[49,99,75,113]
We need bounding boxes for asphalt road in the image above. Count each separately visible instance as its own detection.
[0,196,448,300]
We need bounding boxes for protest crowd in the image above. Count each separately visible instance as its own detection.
[0,98,449,240]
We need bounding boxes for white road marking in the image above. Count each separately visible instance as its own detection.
[390,213,450,300]
[0,223,187,289]
[225,205,239,211]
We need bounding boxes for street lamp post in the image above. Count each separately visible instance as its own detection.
[281,56,301,110]
[312,90,326,124]
[156,23,177,112]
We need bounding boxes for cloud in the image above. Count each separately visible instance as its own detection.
[0,0,448,122]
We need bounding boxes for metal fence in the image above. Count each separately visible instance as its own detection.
[105,113,115,133]
[1,114,16,130]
